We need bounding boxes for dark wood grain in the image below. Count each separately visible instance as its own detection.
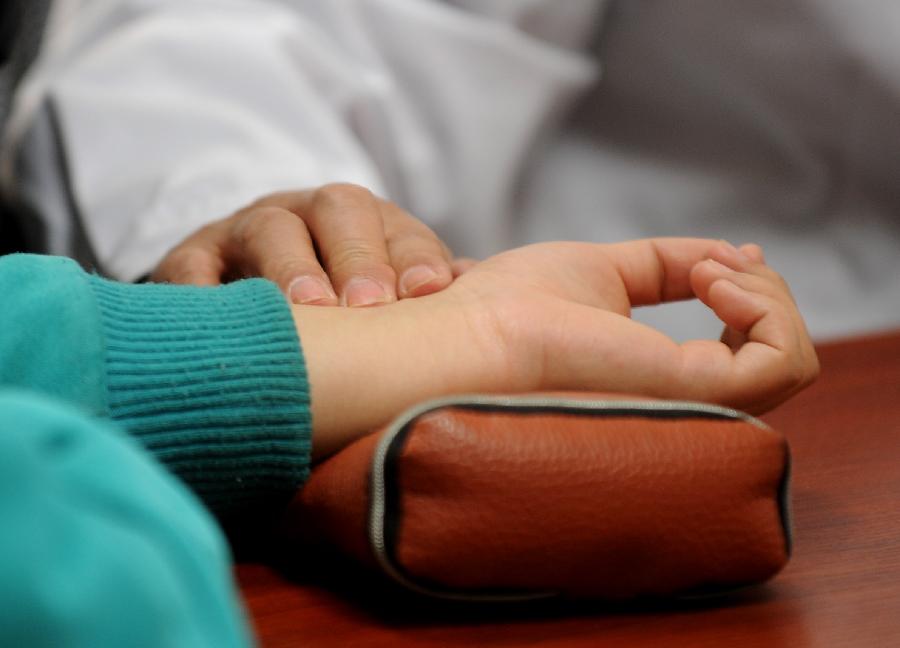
[237,330,900,647]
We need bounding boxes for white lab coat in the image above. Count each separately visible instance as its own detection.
[3,0,899,340]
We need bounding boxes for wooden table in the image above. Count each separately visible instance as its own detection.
[237,330,900,647]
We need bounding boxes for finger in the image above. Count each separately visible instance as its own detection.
[690,258,794,306]
[689,258,760,351]
[706,279,792,348]
[150,222,227,286]
[451,257,478,277]
[689,255,819,405]
[228,206,338,305]
[490,238,814,412]
[151,237,225,287]
[682,279,810,412]
[706,242,793,299]
[478,238,730,315]
[688,251,754,351]
[539,301,791,414]
[739,243,765,264]
[380,202,453,298]
[301,184,397,307]
[260,185,453,300]
[602,238,736,306]
[691,253,810,368]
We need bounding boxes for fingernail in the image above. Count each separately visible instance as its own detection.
[399,265,439,296]
[342,278,391,307]
[288,276,335,305]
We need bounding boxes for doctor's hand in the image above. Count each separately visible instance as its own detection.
[152,183,469,306]
[297,238,819,457]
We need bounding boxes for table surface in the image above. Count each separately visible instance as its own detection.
[237,330,900,647]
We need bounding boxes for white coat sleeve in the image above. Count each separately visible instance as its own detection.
[2,0,600,279]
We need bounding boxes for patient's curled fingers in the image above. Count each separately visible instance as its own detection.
[602,238,737,307]
[685,272,816,411]
[706,279,793,351]
[691,259,790,309]
[673,240,817,410]
[706,240,755,273]
[693,243,800,328]
[470,238,817,415]
[691,252,804,359]
[229,206,338,305]
[690,245,817,386]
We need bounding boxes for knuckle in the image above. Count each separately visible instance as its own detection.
[757,264,789,288]
[777,277,792,295]
[381,205,438,240]
[767,267,787,285]
[164,245,205,269]
[743,243,763,256]
[248,190,290,209]
[315,182,374,207]
[773,352,807,391]
[389,228,441,254]
[330,240,390,270]
[234,207,290,245]
[251,205,292,221]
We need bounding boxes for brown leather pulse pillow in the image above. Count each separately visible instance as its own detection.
[282,394,791,602]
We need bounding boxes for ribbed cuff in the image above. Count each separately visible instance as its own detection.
[88,275,311,516]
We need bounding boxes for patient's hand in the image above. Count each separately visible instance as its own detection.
[152,183,464,306]
[297,238,819,457]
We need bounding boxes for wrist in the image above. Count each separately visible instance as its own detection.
[292,291,511,458]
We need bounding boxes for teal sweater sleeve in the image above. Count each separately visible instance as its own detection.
[0,254,312,515]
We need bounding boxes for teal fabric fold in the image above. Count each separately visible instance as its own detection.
[0,254,107,416]
[0,390,253,648]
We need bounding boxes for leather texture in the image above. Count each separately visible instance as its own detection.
[283,394,790,600]
[280,430,378,568]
